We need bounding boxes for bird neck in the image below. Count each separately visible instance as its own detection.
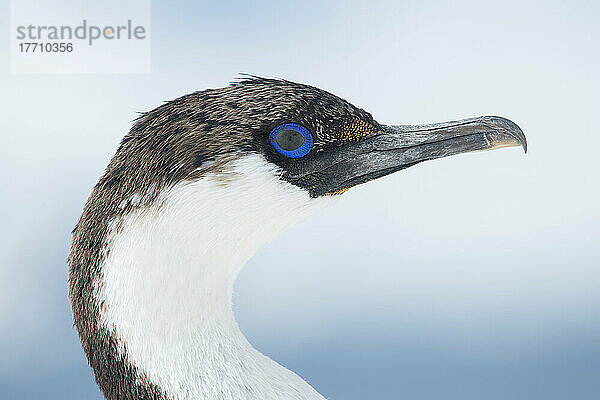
[96,155,330,400]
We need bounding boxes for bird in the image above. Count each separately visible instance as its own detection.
[68,77,527,400]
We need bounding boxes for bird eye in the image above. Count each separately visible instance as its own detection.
[269,123,313,158]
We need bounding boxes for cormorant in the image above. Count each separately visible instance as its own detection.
[69,77,526,400]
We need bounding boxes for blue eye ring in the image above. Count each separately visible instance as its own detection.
[269,123,313,158]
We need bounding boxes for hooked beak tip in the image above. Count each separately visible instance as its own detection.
[481,116,527,154]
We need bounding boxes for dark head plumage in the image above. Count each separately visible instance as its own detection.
[107,77,380,201]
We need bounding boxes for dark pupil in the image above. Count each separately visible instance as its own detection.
[275,129,305,151]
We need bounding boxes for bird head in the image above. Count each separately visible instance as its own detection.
[110,76,526,208]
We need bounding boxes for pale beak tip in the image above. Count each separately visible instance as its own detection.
[482,116,527,154]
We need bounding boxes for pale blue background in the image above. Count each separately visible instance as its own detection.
[1,1,599,399]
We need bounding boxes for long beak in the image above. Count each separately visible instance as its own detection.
[291,116,527,197]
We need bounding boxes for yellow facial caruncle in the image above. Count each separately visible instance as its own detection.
[340,119,379,143]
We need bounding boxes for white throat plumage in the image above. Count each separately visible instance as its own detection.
[96,154,333,400]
